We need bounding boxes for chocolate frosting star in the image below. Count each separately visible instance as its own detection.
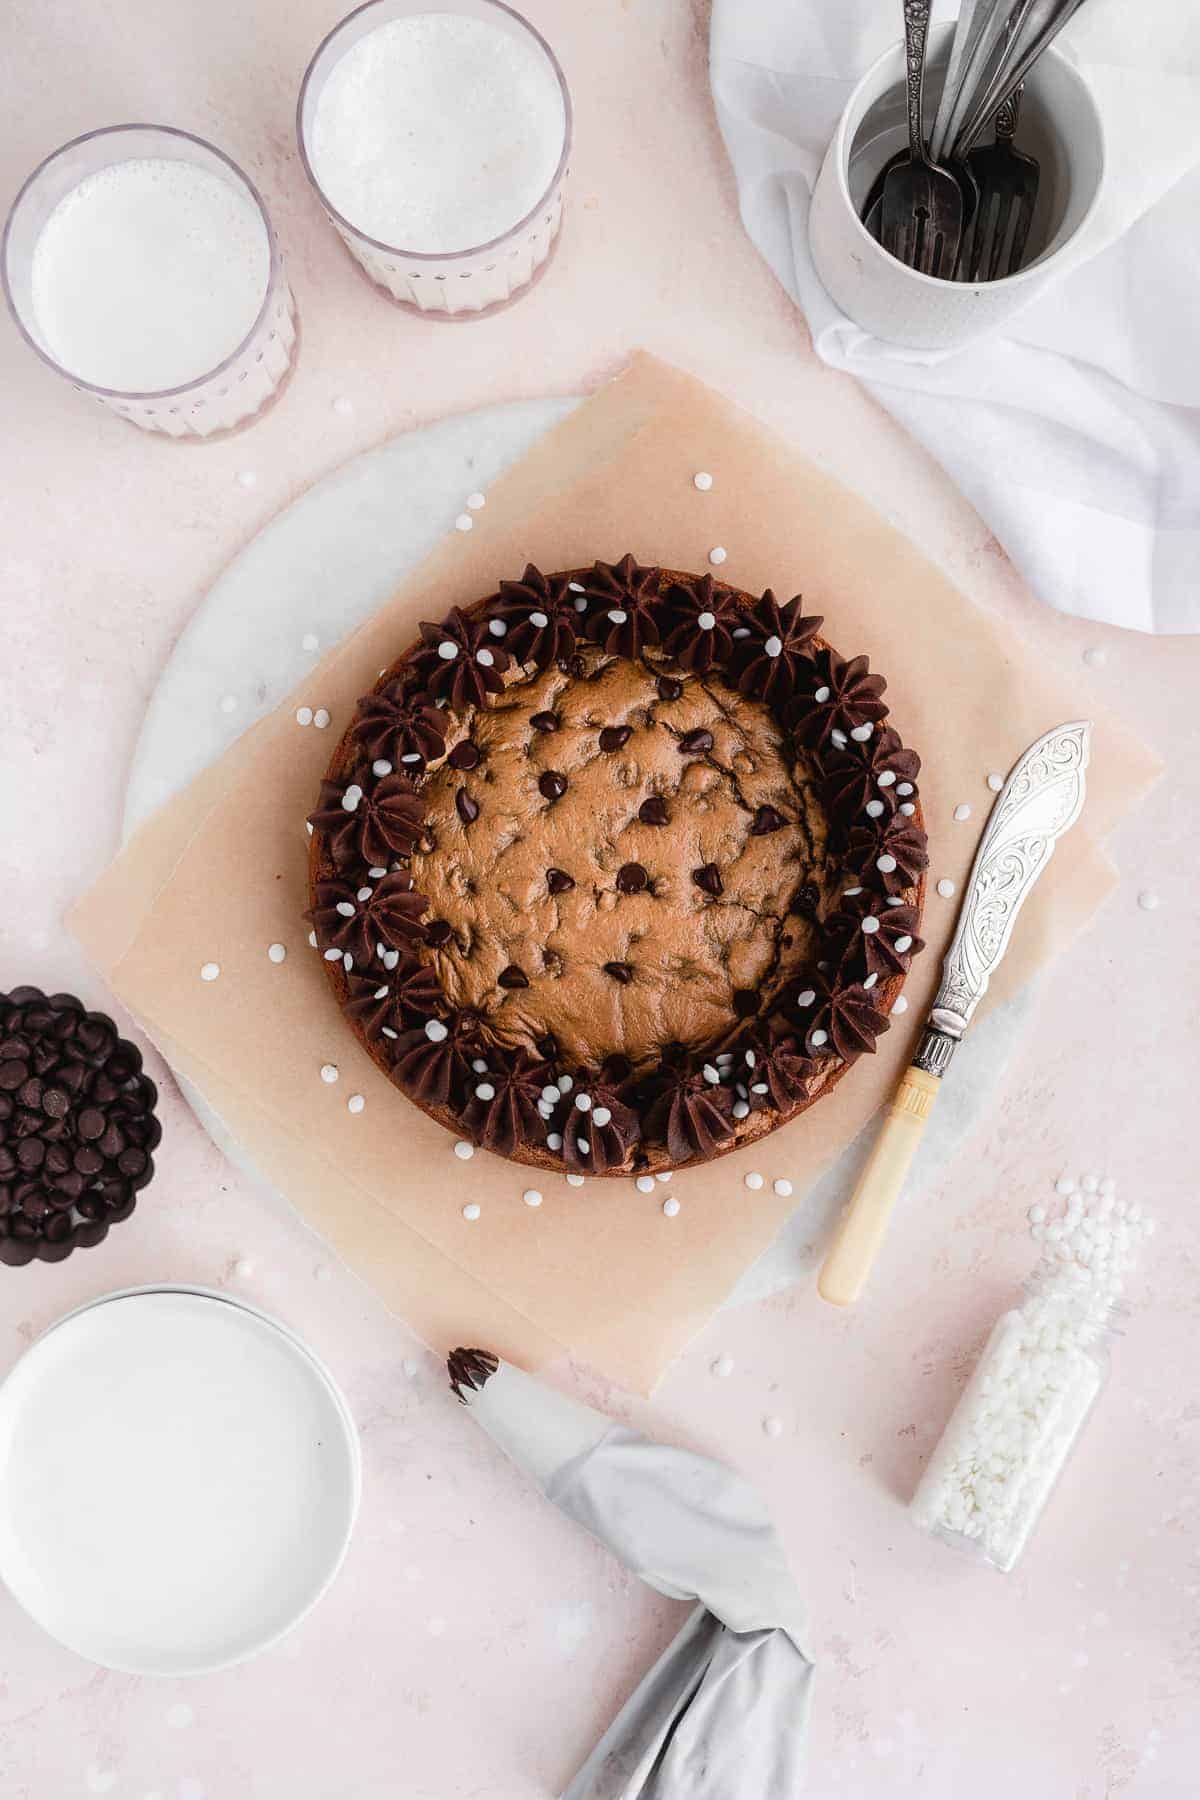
[736,1027,819,1111]
[308,771,425,870]
[554,1072,641,1174]
[788,975,890,1063]
[822,725,921,819]
[644,1059,735,1164]
[490,565,580,669]
[789,650,889,751]
[307,872,429,967]
[585,555,663,659]
[736,590,823,705]
[349,679,447,770]
[462,1049,554,1157]
[391,1011,483,1110]
[846,814,930,893]
[344,962,443,1042]
[413,607,512,709]
[661,575,740,674]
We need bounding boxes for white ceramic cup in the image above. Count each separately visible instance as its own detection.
[809,28,1106,351]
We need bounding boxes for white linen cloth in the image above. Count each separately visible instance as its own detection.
[710,0,1200,633]
[458,1359,815,1798]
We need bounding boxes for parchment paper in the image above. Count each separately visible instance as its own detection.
[69,355,1161,1395]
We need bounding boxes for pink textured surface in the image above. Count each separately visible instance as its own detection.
[1,2,1197,1796]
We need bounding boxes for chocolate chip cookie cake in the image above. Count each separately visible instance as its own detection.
[307,556,927,1176]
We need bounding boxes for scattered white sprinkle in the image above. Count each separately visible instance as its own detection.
[558,1075,574,1093]
[662,1196,680,1217]
[301,632,320,654]
[764,635,783,658]
[575,1093,592,1113]
[850,723,873,742]
[347,1094,365,1114]
[577,1137,590,1155]
[762,1416,783,1439]
[702,1064,721,1085]
[697,611,716,631]
[341,784,362,811]
[332,394,354,416]
[235,469,257,490]
[896,782,914,796]
[1137,889,1159,912]
[900,802,916,815]
[466,491,486,510]
[488,618,507,637]
[708,546,727,566]
[657,1171,673,1182]
[1082,645,1106,668]
[773,1178,793,1197]
[744,1171,764,1191]
[891,995,909,1015]
[814,685,831,703]
[711,1354,735,1377]
[425,1020,448,1043]
[693,471,713,491]
[313,707,331,729]
[200,962,220,982]
[372,759,393,776]
[937,878,956,899]
[308,930,318,948]
[733,1100,750,1118]
[987,771,1004,792]
[320,1063,339,1084]
[219,694,237,714]
[863,973,879,991]
[295,706,313,726]
[267,942,286,964]
[454,513,473,532]
[528,610,549,628]
[796,988,816,1007]
[732,626,751,639]
[566,1173,585,1187]
[462,1203,481,1222]
[810,1029,828,1047]
[607,608,628,625]
[861,916,880,935]
[876,854,898,874]
[474,1082,495,1101]
[953,803,972,822]
[877,770,896,788]
[546,1132,563,1150]
[437,640,458,660]
[592,1106,612,1127]
[866,800,884,818]
[636,1175,656,1193]
[453,1141,474,1161]
[523,1189,543,1208]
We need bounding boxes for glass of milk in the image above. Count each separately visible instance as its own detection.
[2,125,297,437]
[297,0,572,315]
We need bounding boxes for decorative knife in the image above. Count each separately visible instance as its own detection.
[818,718,1092,1307]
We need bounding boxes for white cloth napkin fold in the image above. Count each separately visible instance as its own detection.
[458,1359,815,1798]
[710,0,1200,633]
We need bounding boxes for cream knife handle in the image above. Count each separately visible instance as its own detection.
[818,1066,941,1307]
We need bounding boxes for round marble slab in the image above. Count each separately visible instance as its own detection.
[123,399,1027,1306]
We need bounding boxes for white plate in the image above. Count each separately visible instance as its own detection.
[0,1287,360,1674]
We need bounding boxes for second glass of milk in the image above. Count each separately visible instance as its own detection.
[298,0,572,315]
[2,126,297,438]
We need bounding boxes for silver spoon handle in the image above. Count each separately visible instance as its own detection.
[902,0,933,163]
[953,0,1089,157]
[929,0,991,165]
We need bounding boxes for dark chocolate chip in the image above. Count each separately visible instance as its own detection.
[76,1193,106,1222]
[77,1107,106,1142]
[498,966,530,990]
[678,728,714,755]
[530,712,560,733]
[17,1139,45,1172]
[98,1123,126,1160]
[448,740,480,771]
[638,796,670,827]
[616,862,649,894]
[74,1147,104,1176]
[425,920,453,947]
[0,1061,28,1092]
[656,676,683,702]
[567,653,587,678]
[45,1145,71,1176]
[791,882,821,917]
[734,989,761,1017]
[42,1087,69,1119]
[118,1147,149,1180]
[603,961,633,985]
[539,771,568,801]
[17,1077,43,1109]
[599,725,632,752]
[546,868,575,895]
[43,1212,72,1243]
[536,1033,559,1060]
[20,1192,47,1221]
[601,1053,632,1084]
[751,805,786,835]
[692,863,724,898]
[455,789,480,825]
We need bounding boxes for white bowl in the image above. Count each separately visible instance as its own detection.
[809,27,1106,350]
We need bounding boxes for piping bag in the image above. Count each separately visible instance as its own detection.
[448,1350,816,1798]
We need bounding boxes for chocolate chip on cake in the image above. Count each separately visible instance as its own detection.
[308,560,927,1179]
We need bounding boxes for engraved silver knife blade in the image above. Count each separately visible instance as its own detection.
[916,718,1091,1076]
